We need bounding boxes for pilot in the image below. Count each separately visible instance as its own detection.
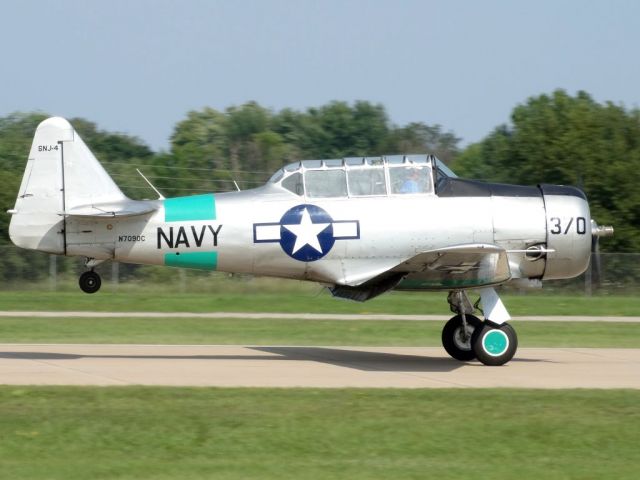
[400,168,422,193]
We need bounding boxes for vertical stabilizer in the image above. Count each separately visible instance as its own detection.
[9,117,127,253]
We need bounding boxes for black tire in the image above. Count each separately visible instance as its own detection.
[79,271,101,294]
[472,322,518,366]
[441,314,482,361]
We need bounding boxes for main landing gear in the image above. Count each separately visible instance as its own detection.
[442,290,518,366]
[78,258,103,294]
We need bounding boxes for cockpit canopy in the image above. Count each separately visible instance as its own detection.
[268,154,456,198]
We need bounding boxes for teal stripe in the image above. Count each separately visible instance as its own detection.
[164,194,216,222]
[164,251,218,271]
[397,278,494,289]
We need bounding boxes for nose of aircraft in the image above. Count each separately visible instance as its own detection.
[539,184,592,280]
[591,219,614,238]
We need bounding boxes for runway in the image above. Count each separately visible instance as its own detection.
[0,344,638,389]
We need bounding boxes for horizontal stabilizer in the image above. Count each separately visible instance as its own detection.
[63,200,158,218]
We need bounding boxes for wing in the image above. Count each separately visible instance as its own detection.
[394,243,511,289]
[330,244,511,301]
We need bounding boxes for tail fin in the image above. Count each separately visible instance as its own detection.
[9,117,127,253]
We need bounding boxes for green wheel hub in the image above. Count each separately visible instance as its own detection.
[482,330,509,356]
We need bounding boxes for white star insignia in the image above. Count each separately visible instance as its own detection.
[283,207,330,254]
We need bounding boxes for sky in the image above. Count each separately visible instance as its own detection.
[2,0,640,152]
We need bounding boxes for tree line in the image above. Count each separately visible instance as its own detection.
[1,91,638,256]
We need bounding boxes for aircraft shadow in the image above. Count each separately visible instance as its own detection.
[0,347,545,372]
[251,347,545,371]
[251,346,462,372]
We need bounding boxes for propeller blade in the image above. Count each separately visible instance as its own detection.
[590,219,613,290]
[591,234,601,287]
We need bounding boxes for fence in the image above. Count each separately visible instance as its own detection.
[0,246,637,295]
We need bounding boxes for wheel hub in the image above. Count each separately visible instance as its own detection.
[481,330,510,357]
[453,326,474,351]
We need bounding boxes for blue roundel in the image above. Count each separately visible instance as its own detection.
[279,204,335,261]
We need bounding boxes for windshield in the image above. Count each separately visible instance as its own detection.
[433,158,457,192]
[434,158,457,178]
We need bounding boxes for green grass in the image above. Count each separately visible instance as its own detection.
[1,316,639,347]
[2,287,639,347]
[1,289,640,316]
[0,387,638,480]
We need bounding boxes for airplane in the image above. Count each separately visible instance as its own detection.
[7,117,614,366]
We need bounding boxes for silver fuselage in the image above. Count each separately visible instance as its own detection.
[7,122,593,292]
[62,181,592,289]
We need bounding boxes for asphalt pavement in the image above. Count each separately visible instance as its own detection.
[0,344,638,388]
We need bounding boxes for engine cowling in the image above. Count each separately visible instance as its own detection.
[539,184,592,280]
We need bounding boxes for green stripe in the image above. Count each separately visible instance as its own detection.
[164,194,216,222]
[397,278,495,289]
[164,252,218,271]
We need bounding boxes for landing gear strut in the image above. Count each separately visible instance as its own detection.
[441,290,517,366]
[79,270,101,294]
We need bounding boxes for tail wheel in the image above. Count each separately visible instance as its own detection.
[79,271,101,294]
[442,314,482,361]
[472,323,518,366]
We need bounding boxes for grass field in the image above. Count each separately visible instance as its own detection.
[1,288,637,479]
[0,387,638,480]
[1,287,639,347]
[1,316,639,347]
[2,289,640,316]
